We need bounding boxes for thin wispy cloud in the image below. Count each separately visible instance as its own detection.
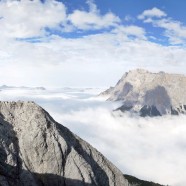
[138,7,186,45]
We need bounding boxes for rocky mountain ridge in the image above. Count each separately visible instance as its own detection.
[0,101,132,186]
[100,69,186,116]
[0,101,164,185]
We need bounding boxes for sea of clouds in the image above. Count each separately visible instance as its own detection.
[0,87,186,186]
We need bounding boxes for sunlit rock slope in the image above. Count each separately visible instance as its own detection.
[0,101,131,186]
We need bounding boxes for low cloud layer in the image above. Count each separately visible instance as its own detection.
[1,87,186,186]
[55,107,186,186]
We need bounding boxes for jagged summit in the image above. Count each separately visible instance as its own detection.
[0,101,132,186]
[100,69,186,116]
[126,68,150,74]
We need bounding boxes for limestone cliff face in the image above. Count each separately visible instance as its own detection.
[0,101,130,186]
[100,69,186,116]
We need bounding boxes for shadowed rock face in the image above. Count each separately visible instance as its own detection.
[100,69,186,116]
[117,83,133,100]
[142,86,171,116]
[140,105,161,117]
[0,101,131,186]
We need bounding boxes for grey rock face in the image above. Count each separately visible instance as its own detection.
[100,69,186,116]
[0,101,130,186]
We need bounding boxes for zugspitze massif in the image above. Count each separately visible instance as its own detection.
[100,69,186,117]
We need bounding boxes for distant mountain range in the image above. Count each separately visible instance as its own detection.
[0,101,163,186]
[0,85,46,90]
[100,69,186,117]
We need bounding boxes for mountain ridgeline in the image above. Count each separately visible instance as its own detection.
[0,101,164,186]
[0,101,130,186]
[100,69,186,117]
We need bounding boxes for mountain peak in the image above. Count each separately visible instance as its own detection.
[100,69,186,116]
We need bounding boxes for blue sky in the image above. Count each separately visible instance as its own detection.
[47,0,186,46]
[61,0,185,22]
[10,0,185,46]
[0,0,186,87]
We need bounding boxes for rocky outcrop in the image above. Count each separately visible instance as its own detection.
[0,101,131,186]
[100,69,186,116]
[124,175,163,186]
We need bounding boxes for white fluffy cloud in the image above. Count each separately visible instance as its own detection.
[1,32,186,87]
[0,0,67,38]
[138,7,167,20]
[0,0,120,37]
[67,0,120,30]
[112,25,146,39]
